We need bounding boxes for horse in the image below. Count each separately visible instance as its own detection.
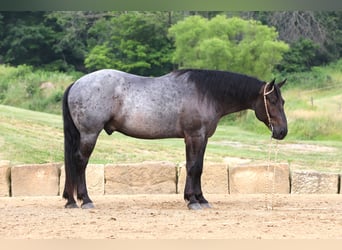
[62,68,287,210]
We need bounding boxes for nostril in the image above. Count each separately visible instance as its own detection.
[280,128,288,138]
[273,128,287,140]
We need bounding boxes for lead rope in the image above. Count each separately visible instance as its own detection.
[263,82,277,210]
[265,136,279,210]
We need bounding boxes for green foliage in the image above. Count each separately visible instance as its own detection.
[84,44,113,71]
[277,38,320,73]
[198,38,232,70]
[316,11,342,64]
[45,11,90,71]
[0,64,79,114]
[85,12,174,76]
[169,15,289,79]
[0,12,57,67]
[168,15,208,68]
[276,65,332,90]
[0,11,342,77]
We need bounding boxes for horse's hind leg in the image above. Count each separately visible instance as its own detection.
[76,133,99,209]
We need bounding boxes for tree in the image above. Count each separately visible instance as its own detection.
[316,11,342,63]
[0,12,57,67]
[198,38,232,70]
[168,15,208,69]
[276,38,320,73]
[0,13,4,63]
[85,12,174,76]
[84,43,113,70]
[267,11,342,70]
[1,11,340,75]
[0,11,103,72]
[169,15,289,79]
[268,11,326,45]
[46,11,97,72]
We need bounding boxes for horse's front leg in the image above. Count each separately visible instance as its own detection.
[184,134,211,210]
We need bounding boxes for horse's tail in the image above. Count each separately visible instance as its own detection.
[62,83,79,199]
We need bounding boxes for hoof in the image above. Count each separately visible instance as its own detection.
[188,202,202,210]
[200,203,212,209]
[81,202,95,209]
[65,203,79,209]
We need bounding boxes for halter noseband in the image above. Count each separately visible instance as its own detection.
[263,82,275,132]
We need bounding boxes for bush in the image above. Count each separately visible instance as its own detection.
[0,64,78,114]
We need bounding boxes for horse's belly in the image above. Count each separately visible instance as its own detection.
[117,109,181,139]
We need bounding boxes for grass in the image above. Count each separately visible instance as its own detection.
[1,104,342,173]
[283,86,342,141]
[0,105,64,163]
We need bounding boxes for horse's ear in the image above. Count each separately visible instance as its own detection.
[268,78,276,90]
[260,79,276,94]
[269,78,276,87]
[277,79,287,89]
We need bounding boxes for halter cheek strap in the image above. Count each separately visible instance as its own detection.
[263,82,275,132]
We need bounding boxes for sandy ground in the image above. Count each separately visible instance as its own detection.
[1,194,342,239]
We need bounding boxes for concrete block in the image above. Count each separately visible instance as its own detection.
[291,170,339,194]
[104,161,177,194]
[11,163,62,196]
[59,164,104,196]
[228,163,290,194]
[178,162,229,194]
[0,160,11,197]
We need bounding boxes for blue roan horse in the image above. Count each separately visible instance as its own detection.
[63,69,287,210]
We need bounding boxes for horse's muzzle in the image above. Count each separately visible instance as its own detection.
[272,127,288,140]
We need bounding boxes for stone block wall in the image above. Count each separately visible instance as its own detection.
[291,170,339,194]
[0,160,11,196]
[105,162,176,194]
[11,163,61,196]
[0,161,341,197]
[228,163,290,194]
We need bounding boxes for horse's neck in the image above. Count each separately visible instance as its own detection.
[220,102,251,116]
[219,91,258,117]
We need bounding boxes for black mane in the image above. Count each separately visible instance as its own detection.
[175,69,265,104]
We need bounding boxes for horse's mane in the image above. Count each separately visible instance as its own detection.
[175,69,265,103]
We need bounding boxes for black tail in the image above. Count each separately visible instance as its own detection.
[62,83,79,199]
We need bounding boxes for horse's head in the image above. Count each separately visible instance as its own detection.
[254,79,288,140]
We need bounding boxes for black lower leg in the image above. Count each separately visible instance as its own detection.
[63,186,78,208]
[196,193,209,204]
[183,134,210,209]
[76,167,94,209]
[184,165,204,210]
[76,136,98,209]
[63,166,78,208]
